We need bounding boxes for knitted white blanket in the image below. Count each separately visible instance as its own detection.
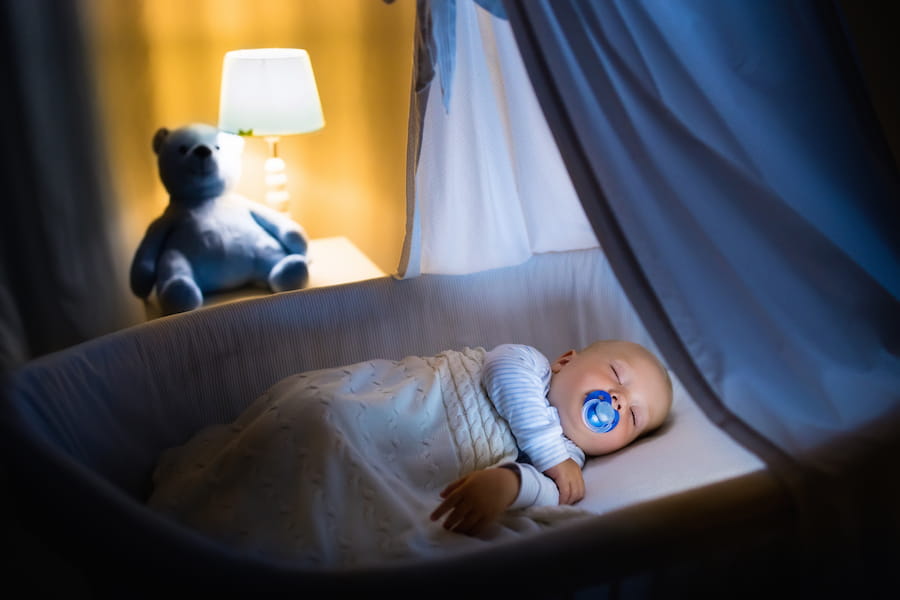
[148,347,592,568]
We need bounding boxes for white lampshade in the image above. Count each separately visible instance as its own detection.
[218,48,325,136]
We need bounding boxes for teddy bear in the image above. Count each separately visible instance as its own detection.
[129,122,310,315]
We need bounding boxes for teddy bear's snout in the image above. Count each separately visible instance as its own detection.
[185,144,217,176]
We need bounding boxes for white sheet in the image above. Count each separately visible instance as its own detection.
[401,0,598,277]
[580,372,765,515]
[147,347,593,568]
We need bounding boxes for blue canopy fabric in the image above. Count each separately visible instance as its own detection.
[503,0,900,567]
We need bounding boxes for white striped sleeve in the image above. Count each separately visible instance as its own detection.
[482,344,571,472]
[500,462,560,508]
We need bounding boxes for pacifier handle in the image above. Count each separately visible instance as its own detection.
[582,390,619,433]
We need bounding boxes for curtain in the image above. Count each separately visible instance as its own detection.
[504,0,899,570]
[0,0,140,381]
[398,0,598,277]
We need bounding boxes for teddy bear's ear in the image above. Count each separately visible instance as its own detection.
[152,128,170,155]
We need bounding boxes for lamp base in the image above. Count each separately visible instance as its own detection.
[264,136,290,212]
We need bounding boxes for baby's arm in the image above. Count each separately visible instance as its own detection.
[483,344,587,504]
[483,345,574,472]
[430,467,519,536]
[432,459,582,536]
[544,437,587,504]
[543,458,585,505]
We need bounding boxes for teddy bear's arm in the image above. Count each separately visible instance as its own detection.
[130,214,175,298]
[248,203,309,255]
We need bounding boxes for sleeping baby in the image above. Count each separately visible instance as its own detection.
[431,340,673,536]
[148,340,673,567]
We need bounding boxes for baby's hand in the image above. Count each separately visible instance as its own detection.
[544,458,585,505]
[430,468,519,536]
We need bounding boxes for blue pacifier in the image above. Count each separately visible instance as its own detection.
[582,390,619,433]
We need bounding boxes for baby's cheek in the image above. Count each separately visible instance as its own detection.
[587,428,632,456]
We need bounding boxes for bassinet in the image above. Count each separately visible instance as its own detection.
[3,247,808,598]
[4,0,899,595]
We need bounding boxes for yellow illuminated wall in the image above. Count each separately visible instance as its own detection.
[85,0,416,275]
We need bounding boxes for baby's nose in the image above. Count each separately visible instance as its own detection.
[611,393,623,410]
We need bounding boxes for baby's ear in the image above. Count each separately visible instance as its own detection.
[550,349,576,374]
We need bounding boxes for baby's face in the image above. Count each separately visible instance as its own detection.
[547,340,672,456]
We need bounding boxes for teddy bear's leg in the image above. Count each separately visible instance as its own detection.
[157,249,203,314]
[268,254,310,292]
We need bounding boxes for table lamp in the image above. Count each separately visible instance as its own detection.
[218,48,325,212]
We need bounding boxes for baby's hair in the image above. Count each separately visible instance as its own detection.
[655,366,674,429]
[646,356,674,433]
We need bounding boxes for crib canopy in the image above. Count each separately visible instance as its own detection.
[405,0,900,571]
[1,0,899,595]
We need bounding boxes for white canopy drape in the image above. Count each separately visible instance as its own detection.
[397,0,598,278]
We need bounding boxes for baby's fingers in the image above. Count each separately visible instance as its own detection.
[430,494,459,521]
[439,474,469,498]
[563,482,584,505]
[451,512,486,537]
[442,506,472,533]
[573,479,585,503]
[557,480,574,505]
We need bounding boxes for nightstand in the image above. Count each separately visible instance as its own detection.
[301,235,387,289]
[144,236,386,319]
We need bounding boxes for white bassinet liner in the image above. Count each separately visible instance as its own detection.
[2,247,771,590]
